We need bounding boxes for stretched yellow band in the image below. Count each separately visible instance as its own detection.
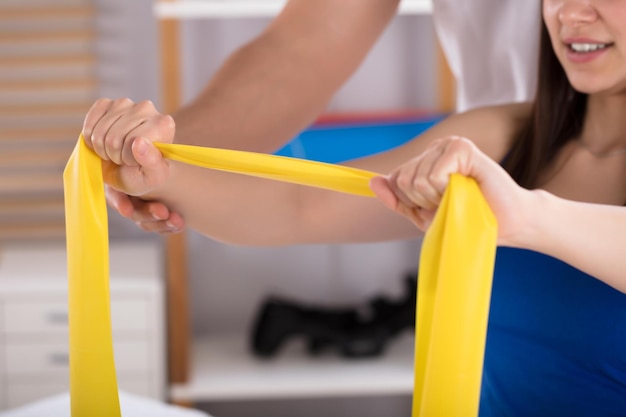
[63,135,496,417]
[414,173,497,415]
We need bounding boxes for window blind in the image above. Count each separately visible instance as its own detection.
[0,0,97,242]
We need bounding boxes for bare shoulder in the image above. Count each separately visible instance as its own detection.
[423,102,533,160]
[448,102,532,132]
[348,102,532,174]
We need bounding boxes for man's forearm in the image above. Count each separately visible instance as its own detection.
[170,0,401,152]
[172,36,331,152]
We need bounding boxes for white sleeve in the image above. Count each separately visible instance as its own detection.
[432,0,541,112]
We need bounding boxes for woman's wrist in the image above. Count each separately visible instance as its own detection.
[512,188,561,252]
[500,188,553,250]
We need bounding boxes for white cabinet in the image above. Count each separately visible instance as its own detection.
[0,241,166,410]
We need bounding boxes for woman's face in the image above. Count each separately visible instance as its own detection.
[543,0,626,95]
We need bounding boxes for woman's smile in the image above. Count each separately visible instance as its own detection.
[564,38,613,63]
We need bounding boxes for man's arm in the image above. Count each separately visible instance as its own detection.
[96,0,402,232]
[173,0,402,151]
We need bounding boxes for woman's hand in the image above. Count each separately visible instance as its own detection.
[82,98,184,234]
[370,136,531,246]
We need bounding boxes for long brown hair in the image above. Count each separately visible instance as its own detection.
[502,21,588,188]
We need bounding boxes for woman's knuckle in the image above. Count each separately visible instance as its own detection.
[136,99,155,112]
[108,135,124,152]
[90,125,105,143]
[92,97,110,110]
[162,114,175,128]
[154,114,174,130]
[427,137,445,150]
[112,97,133,108]
[428,172,449,193]
[136,221,151,232]
[454,136,474,148]
[411,175,428,191]
[396,172,412,190]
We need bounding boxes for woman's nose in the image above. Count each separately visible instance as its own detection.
[558,0,598,27]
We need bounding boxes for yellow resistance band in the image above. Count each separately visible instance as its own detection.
[413,174,497,416]
[63,135,496,417]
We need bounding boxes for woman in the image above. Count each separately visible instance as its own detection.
[83,0,626,414]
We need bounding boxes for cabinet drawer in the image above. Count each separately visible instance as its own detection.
[5,380,68,410]
[4,339,151,376]
[4,376,152,410]
[1,298,151,336]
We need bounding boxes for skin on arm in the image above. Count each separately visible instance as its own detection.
[86,0,403,233]
[81,91,528,244]
[85,95,626,292]
[136,104,524,245]
[370,136,529,242]
[175,0,403,151]
[81,98,183,231]
[516,192,626,294]
[372,132,626,294]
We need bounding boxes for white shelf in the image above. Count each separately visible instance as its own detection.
[154,0,432,19]
[170,332,415,403]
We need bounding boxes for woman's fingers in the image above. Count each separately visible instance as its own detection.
[81,98,174,166]
[82,98,112,150]
[396,141,447,210]
[370,176,432,232]
[121,112,175,166]
[373,134,530,244]
[131,136,170,190]
[105,186,185,234]
[83,97,180,236]
[105,186,136,219]
[100,136,170,196]
[372,136,481,229]
[382,138,453,212]
[427,136,474,190]
[82,97,176,197]
[134,206,185,234]
[87,98,135,162]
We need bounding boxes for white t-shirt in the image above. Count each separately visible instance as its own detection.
[432,0,541,112]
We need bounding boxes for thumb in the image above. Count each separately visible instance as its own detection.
[131,137,169,191]
[370,176,398,211]
[370,175,431,232]
[132,136,161,165]
[102,137,169,196]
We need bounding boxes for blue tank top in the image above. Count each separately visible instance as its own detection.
[479,247,626,416]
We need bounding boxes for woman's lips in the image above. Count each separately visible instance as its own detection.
[563,38,613,64]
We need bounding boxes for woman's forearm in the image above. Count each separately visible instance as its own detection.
[150,158,415,247]
[518,190,626,293]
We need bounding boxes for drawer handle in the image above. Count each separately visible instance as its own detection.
[46,311,69,324]
[49,352,70,365]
